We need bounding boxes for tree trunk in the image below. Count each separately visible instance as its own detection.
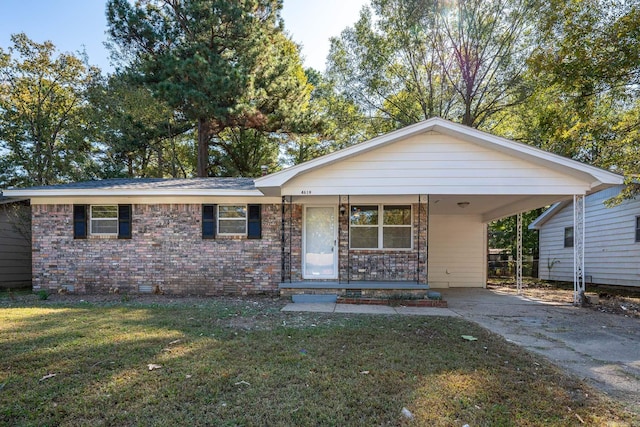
[197,118,210,177]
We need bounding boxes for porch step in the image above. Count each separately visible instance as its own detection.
[292,294,338,304]
[427,291,442,300]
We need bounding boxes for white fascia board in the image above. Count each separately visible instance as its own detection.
[528,200,571,230]
[1,188,265,198]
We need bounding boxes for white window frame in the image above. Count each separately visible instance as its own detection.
[217,205,247,236]
[90,205,118,236]
[350,204,413,250]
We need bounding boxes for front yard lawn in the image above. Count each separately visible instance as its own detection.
[0,295,636,426]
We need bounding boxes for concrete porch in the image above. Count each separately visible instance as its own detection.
[278,280,445,306]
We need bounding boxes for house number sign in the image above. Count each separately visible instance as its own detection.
[300,190,312,195]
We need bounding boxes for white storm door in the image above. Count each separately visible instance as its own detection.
[303,206,338,279]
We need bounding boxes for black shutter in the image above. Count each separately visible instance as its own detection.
[202,204,217,239]
[73,205,87,239]
[247,204,261,239]
[118,204,132,239]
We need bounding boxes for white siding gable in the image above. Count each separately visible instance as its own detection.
[281,133,591,196]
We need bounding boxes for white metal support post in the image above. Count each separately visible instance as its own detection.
[573,194,585,305]
[516,212,523,294]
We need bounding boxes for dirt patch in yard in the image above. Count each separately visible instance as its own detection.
[488,279,640,318]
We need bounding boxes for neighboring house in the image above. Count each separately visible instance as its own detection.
[1,118,623,296]
[0,197,32,289]
[530,185,640,287]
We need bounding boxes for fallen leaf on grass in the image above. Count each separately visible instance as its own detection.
[148,364,162,371]
[234,380,250,386]
[461,335,478,341]
[360,371,370,375]
[168,339,181,345]
[39,373,56,381]
[401,407,414,420]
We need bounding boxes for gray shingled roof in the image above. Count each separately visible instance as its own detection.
[16,178,257,191]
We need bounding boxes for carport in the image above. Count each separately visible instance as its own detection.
[255,118,623,302]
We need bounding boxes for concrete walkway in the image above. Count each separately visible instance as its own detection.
[282,288,640,414]
[282,302,460,316]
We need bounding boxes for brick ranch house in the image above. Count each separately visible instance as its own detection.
[2,118,622,297]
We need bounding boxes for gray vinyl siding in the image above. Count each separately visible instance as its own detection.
[538,186,640,287]
[0,203,31,288]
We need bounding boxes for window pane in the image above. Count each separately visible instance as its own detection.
[564,227,574,248]
[91,206,117,219]
[219,206,246,219]
[384,205,411,225]
[383,227,411,248]
[91,219,118,234]
[350,205,378,225]
[350,226,378,248]
[219,220,246,234]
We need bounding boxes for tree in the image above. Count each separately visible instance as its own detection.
[87,70,194,178]
[489,209,543,258]
[327,0,536,130]
[282,68,374,166]
[106,0,312,176]
[496,0,640,196]
[0,33,98,187]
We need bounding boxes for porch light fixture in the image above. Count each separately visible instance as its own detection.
[457,201,470,208]
[340,205,346,216]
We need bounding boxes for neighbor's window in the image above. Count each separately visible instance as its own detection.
[636,217,640,243]
[218,205,247,235]
[350,205,412,249]
[90,205,118,235]
[564,226,574,248]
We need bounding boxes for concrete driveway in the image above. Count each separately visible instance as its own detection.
[442,288,640,414]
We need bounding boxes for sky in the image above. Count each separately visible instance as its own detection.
[0,0,369,73]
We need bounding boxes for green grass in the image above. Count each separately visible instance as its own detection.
[0,297,636,426]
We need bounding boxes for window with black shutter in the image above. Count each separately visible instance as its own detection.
[247,204,261,239]
[73,205,88,239]
[635,216,640,243]
[202,204,217,239]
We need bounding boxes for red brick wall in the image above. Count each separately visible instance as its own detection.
[32,204,281,295]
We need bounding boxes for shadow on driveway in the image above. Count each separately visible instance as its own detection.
[443,288,640,415]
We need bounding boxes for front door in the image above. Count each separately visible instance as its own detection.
[303,206,337,279]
